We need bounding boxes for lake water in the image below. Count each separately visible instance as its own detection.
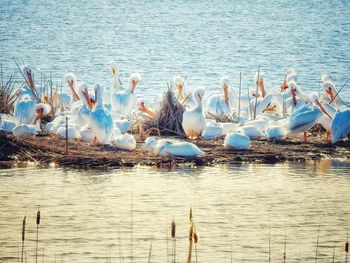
[1,161,350,262]
[1,0,350,100]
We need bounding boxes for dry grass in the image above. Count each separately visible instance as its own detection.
[141,88,186,137]
[0,76,22,114]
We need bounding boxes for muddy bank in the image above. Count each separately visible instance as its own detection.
[0,131,349,169]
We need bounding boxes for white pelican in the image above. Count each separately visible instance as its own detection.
[323,81,349,109]
[238,125,264,139]
[285,104,323,141]
[12,101,50,137]
[1,115,17,132]
[110,60,123,91]
[143,137,204,157]
[202,122,224,140]
[309,93,333,141]
[331,107,350,143]
[223,132,250,150]
[111,73,141,118]
[14,93,36,124]
[182,87,206,140]
[65,73,80,102]
[265,126,286,141]
[113,133,136,151]
[207,76,234,117]
[284,81,309,113]
[90,83,114,144]
[75,83,93,126]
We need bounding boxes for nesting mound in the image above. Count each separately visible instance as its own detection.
[142,89,186,136]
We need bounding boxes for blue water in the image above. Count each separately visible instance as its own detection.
[1,0,350,100]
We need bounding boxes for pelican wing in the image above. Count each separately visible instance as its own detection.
[331,107,350,142]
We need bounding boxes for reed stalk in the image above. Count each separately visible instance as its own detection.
[166,224,169,263]
[247,85,252,120]
[253,65,260,120]
[35,208,41,263]
[345,233,349,263]
[171,219,176,263]
[315,224,320,263]
[193,224,199,263]
[130,193,133,263]
[21,214,26,263]
[187,208,194,263]
[283,232,286,263]
[238,72,242,122]
[65,117,68,155]
[147,241,152,263]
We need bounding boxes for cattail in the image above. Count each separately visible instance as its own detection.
[36,209,41,226]
[189,222,194,241]
[21,214,26,263]
[346,241,349,253]
[194,232,199,244]
[187,222,194,263]
[171,219,176,239]
[22,214,26,242]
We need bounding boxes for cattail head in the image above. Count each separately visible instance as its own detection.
[21,214,26,242]
[194,232,199,244]
[346,241,349,253]
[189,222,194,242]
[36,208,41,226]
[189,208,193,221]
[171,219,176,239]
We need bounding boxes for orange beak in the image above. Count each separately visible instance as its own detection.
[139,102,156,117]
[280,79,288,92]
[82,89,94,109]
[34,108,44,124]
[176,83,185,100]
[68,80,79,102]
[223,84,229,107]
[325,87,335,100]
[315,100,332,119]
[27,71,36,90]
[258,80,266,97]
[131,80,139,93]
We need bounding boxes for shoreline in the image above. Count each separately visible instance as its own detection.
[1,132,349,169]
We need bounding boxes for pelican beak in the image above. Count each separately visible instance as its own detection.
[44,95,49,104]
[34,108,44,124]
[258,80,266,97]
[291,88,297,106]
[94,87,98,104]
[112,68,116,75]
[131,80,139,93]
[198,94,202,102]
[176,83,185,100]
[83,89,94,109]
[139,101,156,117]
[326,87,335,100]
[315,100,332,119]
[223,84,229,106]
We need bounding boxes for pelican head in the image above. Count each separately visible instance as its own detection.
[286,72,297,85]
[34,103,49,125]
[321,74,331,83]
[94,83,105,106]
[77,83,94,109]
[128,73,141,93]
[138,100,156,117]
[323,81,336,100]
[309,93,332,119]
[110,60,119,76]
[220,76,229,105]
[286,68,296,76]
[193,87,205,104]
[288,80,298,105]
[254,72,264,84]
[65,73,79,101]
[173,76,185,100]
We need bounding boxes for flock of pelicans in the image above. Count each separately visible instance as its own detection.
[0,62,349,157]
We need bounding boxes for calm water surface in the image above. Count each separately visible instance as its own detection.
[1,161,350,262]
[1,0,350,100]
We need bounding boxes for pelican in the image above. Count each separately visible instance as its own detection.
[111,73,141,118]
[75,83,94,126]
[143,137,204,157]
[90,83,114,144]
[113,133,136,151]
[202,121,224,140]
[182,87,206,140]
[323,81,349,109]
[14,92,36,125]
[284,81,309,113]
[308,93,333,141]
[110,60,123,91]
[65,73,80,102]
[266,126,286,141]
[12,101,50,137]
[331,107,350,143]
[207,76,234,117]
[285,104,323,141]
[223,132,251,150]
